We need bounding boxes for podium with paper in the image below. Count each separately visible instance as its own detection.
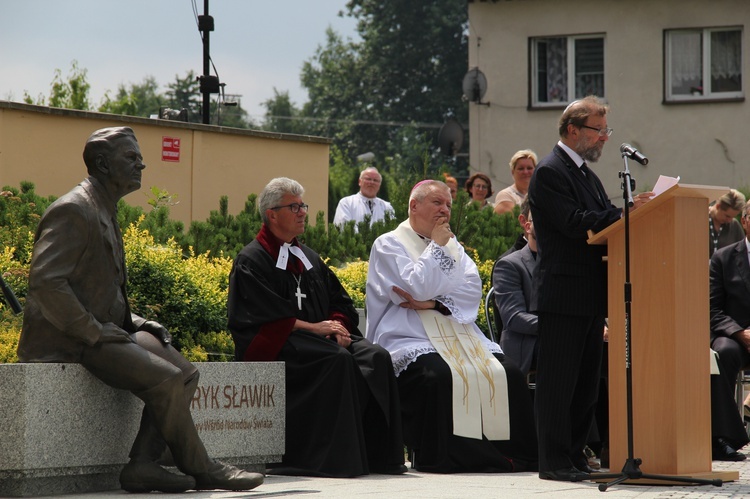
[588,182,738,481]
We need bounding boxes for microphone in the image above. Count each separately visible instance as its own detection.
[620,143,649,166]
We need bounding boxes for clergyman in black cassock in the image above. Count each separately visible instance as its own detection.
[227,177,404,477]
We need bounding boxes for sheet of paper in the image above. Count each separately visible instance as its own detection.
[652,175,680,197]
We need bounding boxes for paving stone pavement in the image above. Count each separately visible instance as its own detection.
[30,458,750,498]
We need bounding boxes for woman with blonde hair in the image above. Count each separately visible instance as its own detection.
[708,188,746,257]
[494,149,537,215]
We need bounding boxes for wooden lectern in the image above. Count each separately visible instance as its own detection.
[588,183,738,483]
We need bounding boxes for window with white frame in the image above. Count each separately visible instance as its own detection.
[665,27,743,101]
[531,35,605,107]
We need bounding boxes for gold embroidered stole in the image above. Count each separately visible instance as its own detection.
[393,221,510,440]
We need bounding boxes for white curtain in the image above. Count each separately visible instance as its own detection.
[711,30,741,80]
[545,38,567,101]
[670,30,702,84]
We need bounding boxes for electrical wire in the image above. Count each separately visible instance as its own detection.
[248,114,453,130]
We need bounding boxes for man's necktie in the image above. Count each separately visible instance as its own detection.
[367,199,374,212]
[580,162,603,203]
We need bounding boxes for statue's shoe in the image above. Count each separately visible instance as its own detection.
[119,461,196,493]
[194,459,265,491]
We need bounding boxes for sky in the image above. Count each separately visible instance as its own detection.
[0,0,359,121]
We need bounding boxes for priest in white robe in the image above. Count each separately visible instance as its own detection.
[366,179,538,473]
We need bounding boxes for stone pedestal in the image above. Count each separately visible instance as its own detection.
[0,362,284,497]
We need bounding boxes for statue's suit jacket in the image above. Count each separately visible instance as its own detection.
[18,176,147,363]
[493,244,538,375]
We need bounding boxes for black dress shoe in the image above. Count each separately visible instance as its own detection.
[119,461,196,493]
[539,467,590,482]
[194,460,265,491]
[372,463,408,475]
[572,458,599,474]
[712,438,747,462]
[577,463,601,474]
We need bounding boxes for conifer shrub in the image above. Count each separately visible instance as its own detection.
[0,179,521,360]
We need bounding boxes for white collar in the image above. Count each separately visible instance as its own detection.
[276,242,313,271]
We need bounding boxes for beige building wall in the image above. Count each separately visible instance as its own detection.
[468,0,749,200]
[0,101,330,225]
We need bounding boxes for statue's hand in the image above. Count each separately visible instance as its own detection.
[141,320,172,344]
[99,323,134,344]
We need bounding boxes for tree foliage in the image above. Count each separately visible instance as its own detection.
[23,62,251,128]
[24,60,92,110]
[262,88,309,135]
[98,76,165,117]
[267,0,469,171]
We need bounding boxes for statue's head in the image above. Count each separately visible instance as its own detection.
[83,127,145,200]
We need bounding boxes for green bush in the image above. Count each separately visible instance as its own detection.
[0,179,517,361]
[330,260,368,309]
[0,310,23,363]
[123,220,234,358]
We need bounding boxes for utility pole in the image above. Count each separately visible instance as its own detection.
[198,0,220,124]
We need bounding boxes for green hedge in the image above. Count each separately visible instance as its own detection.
[0,181,519,362]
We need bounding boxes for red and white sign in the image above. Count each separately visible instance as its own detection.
[162,136,181,162]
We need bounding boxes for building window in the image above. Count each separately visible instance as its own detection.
[665,27,743,101]
[531,35,605,107]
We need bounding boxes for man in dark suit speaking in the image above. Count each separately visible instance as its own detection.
[528,96,652,481]
[17,127,263,493]
[709,200,750,460]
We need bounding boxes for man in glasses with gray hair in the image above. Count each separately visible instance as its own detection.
[228,177,405,478]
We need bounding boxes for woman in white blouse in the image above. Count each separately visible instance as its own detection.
[494,149,537,215]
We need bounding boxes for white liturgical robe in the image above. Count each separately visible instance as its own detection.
[366,221,508,439]
[366,221,502,374]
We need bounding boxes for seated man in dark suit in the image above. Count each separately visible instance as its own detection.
[709,200,750,461]
[493,198,538,376]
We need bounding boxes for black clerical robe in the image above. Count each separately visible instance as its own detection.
[227,227,403,477]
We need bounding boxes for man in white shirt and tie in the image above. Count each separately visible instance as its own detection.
[334,167,395,228]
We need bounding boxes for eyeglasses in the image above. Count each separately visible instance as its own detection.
[361,177,381,184]
[580,125,614,137]
[473,184,489,190]
[271,203,309,213]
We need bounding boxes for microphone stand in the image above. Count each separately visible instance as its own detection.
[594,155,722,492]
